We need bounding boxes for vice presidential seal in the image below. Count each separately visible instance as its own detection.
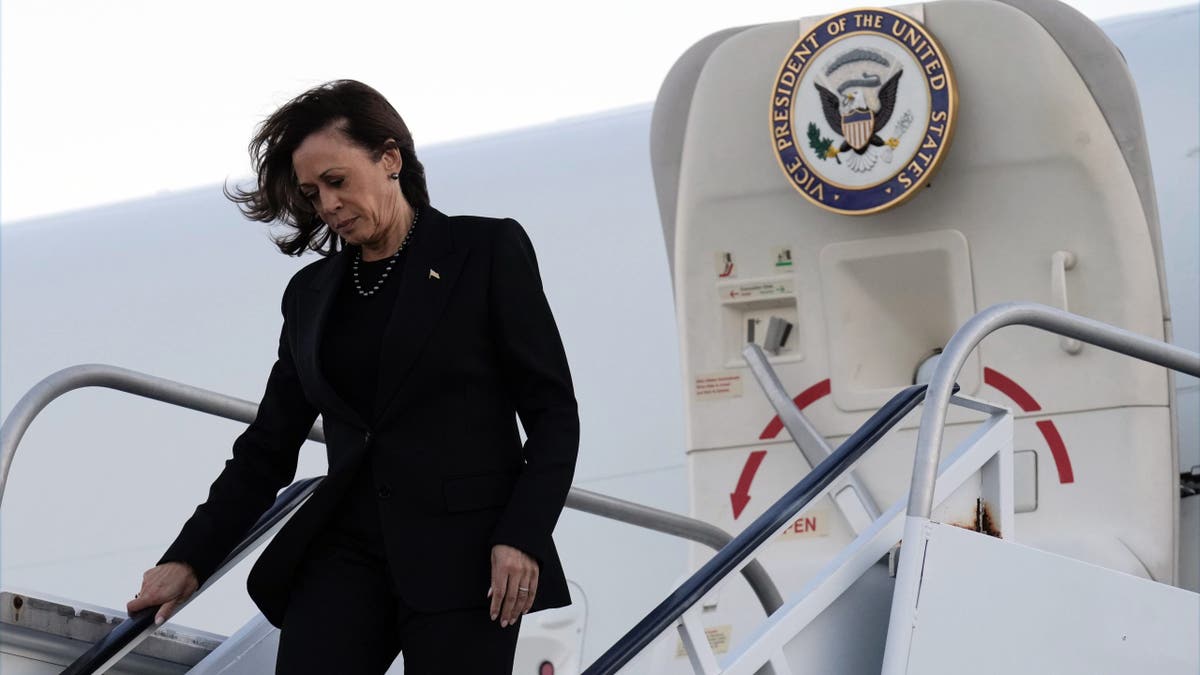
[770,8,957,214]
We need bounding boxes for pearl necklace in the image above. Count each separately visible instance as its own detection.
[351,209,419,297]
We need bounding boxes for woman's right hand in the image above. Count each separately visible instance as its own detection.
[126,561,199,625]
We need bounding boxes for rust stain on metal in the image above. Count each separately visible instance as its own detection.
[978,500,1000,537]
[948,499,1002,538]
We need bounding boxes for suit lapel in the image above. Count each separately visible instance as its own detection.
[372,207,468,422]
[297,248,368,430]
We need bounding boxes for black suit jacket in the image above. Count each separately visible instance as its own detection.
[158,208,580,627]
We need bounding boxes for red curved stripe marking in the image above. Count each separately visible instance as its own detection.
[759,379,832,440]
[983,367,1041,412]
[985,367,1074,484]
[1036,420,1075,484]
[756,372,1075,483]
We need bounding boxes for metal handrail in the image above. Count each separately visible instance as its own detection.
[0,363,784,671]
[908,302,1200,519]
[0,363,327,507]
[60,484,782,675]
[61,477,324,675]
[566,487,783,614]
[881,302,1200,673]
[583,384,934,675]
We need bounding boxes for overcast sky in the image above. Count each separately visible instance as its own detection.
[1,0,1191,223]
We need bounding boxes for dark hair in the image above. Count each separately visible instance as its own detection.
[225,79,430,256]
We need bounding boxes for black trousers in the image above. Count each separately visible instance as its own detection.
[274,526,521,674]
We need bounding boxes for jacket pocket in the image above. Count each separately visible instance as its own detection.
[442,472,515,513]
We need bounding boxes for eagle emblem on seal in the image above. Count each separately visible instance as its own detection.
[813,48,906,172]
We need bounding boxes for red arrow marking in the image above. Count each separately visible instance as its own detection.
[743,379,828,520]
[731,450,767,519]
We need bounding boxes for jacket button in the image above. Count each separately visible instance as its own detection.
[377,484,391,499]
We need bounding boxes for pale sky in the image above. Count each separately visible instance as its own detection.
[0,0,1190,223]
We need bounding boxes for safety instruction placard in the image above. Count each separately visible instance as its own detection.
[693,372,743,400]
[675,625,733,657]
[719,278,794,302]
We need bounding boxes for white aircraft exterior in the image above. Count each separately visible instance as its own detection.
[0,2,1195,673]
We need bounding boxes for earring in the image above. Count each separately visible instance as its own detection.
[389,172,400,180]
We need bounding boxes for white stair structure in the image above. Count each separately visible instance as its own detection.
[584,304,1200,675]
[887,521,1198,674]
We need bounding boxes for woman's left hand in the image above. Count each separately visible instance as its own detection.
[489,544,539,627]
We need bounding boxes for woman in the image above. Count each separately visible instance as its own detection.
[126,80,580,674]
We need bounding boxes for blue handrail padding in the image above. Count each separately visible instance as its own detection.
[60,476,325,675]
[583,384,935,674]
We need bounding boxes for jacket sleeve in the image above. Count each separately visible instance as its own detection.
[157,276,319,585]
[487,219,580,565]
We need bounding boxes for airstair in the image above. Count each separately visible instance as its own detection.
[2,304,1196,674]
[579,303,1200,674]
[0,364,776,674]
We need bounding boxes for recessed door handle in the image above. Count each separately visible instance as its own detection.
[1051,250,1082,355]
